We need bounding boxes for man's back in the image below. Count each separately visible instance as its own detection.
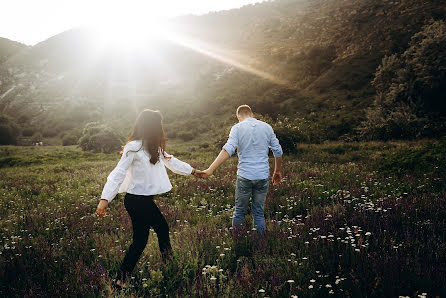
[223,117,282,180]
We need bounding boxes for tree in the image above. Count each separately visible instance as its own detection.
[360,20,446,140]
[78,122,123,153]
[0,114,19,145]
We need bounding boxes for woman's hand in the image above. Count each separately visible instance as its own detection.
[196,168,213,178]
[192,168,212,178]
[96,199,108,218]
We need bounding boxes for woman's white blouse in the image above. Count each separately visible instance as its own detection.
[101,140,193,202]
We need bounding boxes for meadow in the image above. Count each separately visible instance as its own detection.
[0,139,445,297]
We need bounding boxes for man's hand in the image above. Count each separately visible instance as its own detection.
[272,171,282,186]
[193,169,204,178]
[201,169,213,178]
[96,200,108,218]
[194,169,213,178]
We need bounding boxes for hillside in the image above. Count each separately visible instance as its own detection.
[0,0,445,146]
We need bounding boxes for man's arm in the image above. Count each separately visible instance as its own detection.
[268,125,283,185]
[201,125,238,178]
[272,156,282,185]
[202,149,230,177]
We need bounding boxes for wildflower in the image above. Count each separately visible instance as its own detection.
[210,276,217,281]
[326,284,332,288]
[259,289,265,293]
[308,285,313,289]
[287,280,295,283]
[310,279,316,283]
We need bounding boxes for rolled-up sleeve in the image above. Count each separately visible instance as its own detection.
[162,152,193,175]
[268,126,283,158]
[222,125,238,156]
[100,144,136,202]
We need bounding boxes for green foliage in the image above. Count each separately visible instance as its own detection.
[0,149,107,169]
[360,20,446,140]
[62,134,79,146]
[42,125,60,138]
[0,141,445,296]
[378,137,446,176]
[78,122,123,153]
[62,129,82,146]
[177,131,195,142]
[1,0,445,145]
[31,132,43,143]
[0,114,19,145]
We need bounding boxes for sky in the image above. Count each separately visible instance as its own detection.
[0,0,263,45]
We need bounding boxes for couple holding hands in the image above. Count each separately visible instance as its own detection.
[95,105,283,288]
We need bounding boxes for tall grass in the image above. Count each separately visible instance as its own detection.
[0,141,445,297]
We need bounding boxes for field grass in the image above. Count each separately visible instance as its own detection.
[0,139,445,297]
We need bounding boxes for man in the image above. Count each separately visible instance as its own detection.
[200,105,283,233]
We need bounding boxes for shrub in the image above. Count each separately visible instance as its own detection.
[360,20,446,140]
[42,126,60,138]
[62,129,82,146]
[177,131,194,142]
[378,137,446,176]
[31,132,43,143]
[0,114,19,145]
[78,122,123,153]
[62,134,79,146]
[22,127,35,137]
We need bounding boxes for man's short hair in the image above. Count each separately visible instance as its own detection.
[236,105,253,116]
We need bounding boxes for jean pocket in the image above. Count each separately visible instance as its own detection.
[256,179,269,192]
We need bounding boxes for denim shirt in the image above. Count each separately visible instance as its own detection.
[222,118,283,180]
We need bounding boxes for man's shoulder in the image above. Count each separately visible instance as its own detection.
[255,119,273,130]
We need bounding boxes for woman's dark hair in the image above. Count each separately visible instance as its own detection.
[122,109,166,164]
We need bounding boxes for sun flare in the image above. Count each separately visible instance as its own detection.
[87,2,171,50]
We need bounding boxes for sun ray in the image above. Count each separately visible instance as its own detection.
[163,32,289,86]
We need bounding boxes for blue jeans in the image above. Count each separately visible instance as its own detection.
[232,175,269,233]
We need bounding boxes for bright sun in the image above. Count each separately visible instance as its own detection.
[88,2,170,50]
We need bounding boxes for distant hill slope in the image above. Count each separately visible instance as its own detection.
[0,37,28,64]
[0,0,445,145]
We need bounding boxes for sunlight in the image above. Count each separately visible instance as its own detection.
[88,2,170,50]
[164,33,289,86]
[82,1,288,86]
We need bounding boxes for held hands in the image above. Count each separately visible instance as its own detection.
[96,199,108,218]
[192,168,213,179]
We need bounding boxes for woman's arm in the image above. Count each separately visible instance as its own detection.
[101,149,136,202]
[161,152,193,175]
[96,147,136,218]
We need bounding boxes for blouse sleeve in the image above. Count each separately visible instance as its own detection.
[100,142,138,202]
[161,152,193,175]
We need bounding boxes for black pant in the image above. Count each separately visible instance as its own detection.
[119,193,172,277]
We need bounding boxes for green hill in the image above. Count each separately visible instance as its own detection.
[0,0,445,146]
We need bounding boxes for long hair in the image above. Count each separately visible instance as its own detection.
[122,109,166,164]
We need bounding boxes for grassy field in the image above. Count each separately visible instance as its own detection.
[0,139,445,297]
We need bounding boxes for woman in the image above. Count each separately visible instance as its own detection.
[96,109,200,288]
